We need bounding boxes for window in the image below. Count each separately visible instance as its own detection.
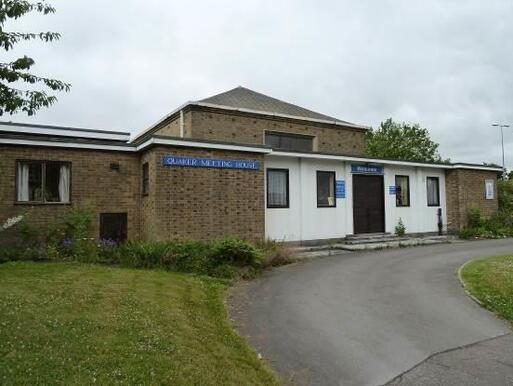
[426,177,440,206]
[17,161,70,203]
[317,171,336,207]
[142,162,149,195]
[395,175,410,207]
[265,132,314,152]
[267,169,289,208]
[100,213,127,243]
[485,180,495,200]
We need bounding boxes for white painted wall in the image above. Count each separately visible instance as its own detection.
[265,156,350,241]
[265,155,448,242]
[383,166,447,234]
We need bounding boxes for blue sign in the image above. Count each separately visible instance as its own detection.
[351,164,384,175]
[162,156,260,171]
[336,180,346,199]
[389,186,397,195]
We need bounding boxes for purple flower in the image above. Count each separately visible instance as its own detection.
[98,239,118,249]
[61,238,74,249]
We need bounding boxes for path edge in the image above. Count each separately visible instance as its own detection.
[457,259,485,306]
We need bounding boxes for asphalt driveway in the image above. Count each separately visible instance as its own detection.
[229,239,513,386]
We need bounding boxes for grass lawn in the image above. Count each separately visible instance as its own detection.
[461,255,513,326]
[0,262,278,385]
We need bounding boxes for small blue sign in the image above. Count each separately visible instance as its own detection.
[336,180,346,199]
[162,156,260,171]
[389,186,397,195]
[351,164,384,175]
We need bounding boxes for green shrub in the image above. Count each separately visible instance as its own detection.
[118,241,169,268]
[164,240,211,274]
[211,238,262,267]
[257,239,296,267]
[467,208,483,228]
[2,214,270,279]
[17,221,41,247]
[498,179,513,213]
[97,239,120,264]
[395,218,406,237]
[208,264,237,279]
[460,208,513,239]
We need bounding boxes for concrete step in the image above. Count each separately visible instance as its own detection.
[335,237,450,251]
[293,235,452,258]
[345,233,391,240]
[344,236,411,245]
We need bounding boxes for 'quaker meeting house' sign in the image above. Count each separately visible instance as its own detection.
[162,155,260,171]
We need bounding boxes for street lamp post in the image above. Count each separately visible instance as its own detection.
[492,123,511,172]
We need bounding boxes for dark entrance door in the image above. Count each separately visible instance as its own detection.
[100,213,128,243]
[353,175,385,234]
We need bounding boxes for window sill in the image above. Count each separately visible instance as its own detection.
[317,205,337,208]
[14,202,71,206]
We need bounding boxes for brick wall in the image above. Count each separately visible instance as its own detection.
[153,107,367,156]
[154,110,192,138]
[189,109,366,155]
[445,169,499,232]
[0,146,141,241]
[140,146,265,242]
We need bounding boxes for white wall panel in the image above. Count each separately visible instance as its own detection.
[265,156,447,242]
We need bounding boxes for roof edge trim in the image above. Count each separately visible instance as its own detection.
[0,122,130,141]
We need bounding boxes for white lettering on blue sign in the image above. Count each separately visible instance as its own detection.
[162,156,260,171]
[351,164,384,175]
[336,180,346,199]
[389,186,397,195]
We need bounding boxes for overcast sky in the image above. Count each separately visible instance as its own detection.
[4,0,513,168]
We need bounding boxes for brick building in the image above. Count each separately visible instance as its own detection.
[0,87,500,243]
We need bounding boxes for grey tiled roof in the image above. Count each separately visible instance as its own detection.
[198,86,355,125]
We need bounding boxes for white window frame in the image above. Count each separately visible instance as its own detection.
[485,179,495,200]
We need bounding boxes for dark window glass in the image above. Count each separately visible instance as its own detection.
[317,171,336,207]
[100,213,127,243]
[427,177,440,206]
[267,169,289,208]
[45,163,61,202]
[142,162,149,195]
[17,161,70,203]
[395,175,410,207]
[265,132,313,152]
[28,163,43,202]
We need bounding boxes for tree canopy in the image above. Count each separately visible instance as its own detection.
[366,118,447,163]
[0,0,70,116]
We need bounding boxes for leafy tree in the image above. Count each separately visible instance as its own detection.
[0,0,70,116]
[366,118,447,163]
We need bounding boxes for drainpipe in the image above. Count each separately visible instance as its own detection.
[179,109,184,137]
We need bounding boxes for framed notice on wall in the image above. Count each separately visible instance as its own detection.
[485,180,495,200]
[336,180,346,199]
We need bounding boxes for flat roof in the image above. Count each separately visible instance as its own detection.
[267,150,503,172]
[0,121,131,142]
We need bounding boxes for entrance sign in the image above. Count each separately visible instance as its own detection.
[336,180,346,199]
[162,156,260,171]
[351,164,384,175]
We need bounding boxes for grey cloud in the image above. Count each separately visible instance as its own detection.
[5,0,513,167]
